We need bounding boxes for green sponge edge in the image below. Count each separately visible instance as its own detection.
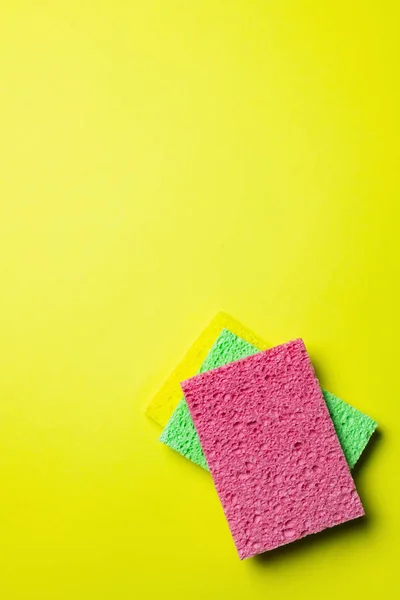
[160,329,377,471]
[323,389,377,468]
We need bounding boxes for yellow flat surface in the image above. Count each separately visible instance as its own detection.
[0,2,397,598]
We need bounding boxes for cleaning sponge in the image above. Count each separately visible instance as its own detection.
[182,339,364,559]
[160,329,377,469]
[323,390,377,468]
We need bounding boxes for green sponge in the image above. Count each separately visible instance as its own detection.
[160,329,377,470]
[322,389,377,468]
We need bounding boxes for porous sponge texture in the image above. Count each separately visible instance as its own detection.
[182,339,365,559]
[160,330,376,470]
[145,312,268,427]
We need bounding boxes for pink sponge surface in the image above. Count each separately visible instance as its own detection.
[182,339,364,559]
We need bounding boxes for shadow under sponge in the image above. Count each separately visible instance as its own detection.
[182,339,365,559]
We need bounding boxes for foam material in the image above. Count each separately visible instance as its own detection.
[145,312,268,427]
[160,330,377,470]
[182,339,365,559]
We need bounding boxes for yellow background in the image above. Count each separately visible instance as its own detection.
[0,1,397,598]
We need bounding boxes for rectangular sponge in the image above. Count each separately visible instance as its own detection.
[182,339,365,559]
[160,329,377,470]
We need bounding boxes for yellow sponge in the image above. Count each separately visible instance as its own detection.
[145,312,268,427]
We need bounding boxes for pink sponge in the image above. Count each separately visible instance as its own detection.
[182,339,364,559]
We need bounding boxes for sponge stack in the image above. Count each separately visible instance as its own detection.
[148,314,377,558]
[182,339,364,558]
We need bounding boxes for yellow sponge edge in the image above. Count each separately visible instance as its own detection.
[145,312,268,427]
